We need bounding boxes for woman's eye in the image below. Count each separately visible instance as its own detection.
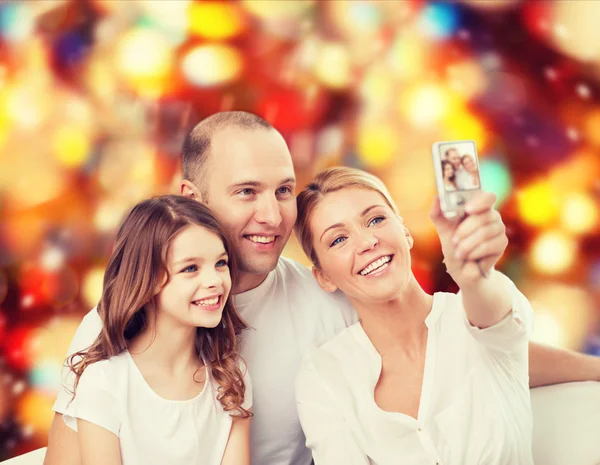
[369,216,386,227]
[330,236,346,247]
[181,265,198,273]
[216,259,228,268]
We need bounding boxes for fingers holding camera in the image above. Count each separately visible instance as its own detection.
[453,219,507,262]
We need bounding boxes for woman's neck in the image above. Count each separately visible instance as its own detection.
[128,314,201,374]
[349,277,433,357]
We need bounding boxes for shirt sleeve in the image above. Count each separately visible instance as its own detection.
[53,308,103,415]
[461,272,534,355]
[240,359,252,411]
[296,353,370,465]
[62,361,121,436]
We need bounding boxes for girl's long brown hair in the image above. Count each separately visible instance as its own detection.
[68,195,251,417]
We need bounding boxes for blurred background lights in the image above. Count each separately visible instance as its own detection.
[418,2,461,40]
[82,267,105,308]
[52,125,92,169]
[517,181,560,227]
[530,230,577,275]
[313,42,351,90]
[529,283,595,350]
[115,28,175,96]
[182,44,243,87]
[560,192,599,235]
[0,3,34,43]
[188,1,246,40]
[401,83,456,128]
[356,122,399,168]
[479,159,512,206]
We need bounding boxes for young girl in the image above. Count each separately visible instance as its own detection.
[64,195,252,465]
[294,167,534,465]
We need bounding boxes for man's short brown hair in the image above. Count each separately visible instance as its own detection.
[181,111,273,198]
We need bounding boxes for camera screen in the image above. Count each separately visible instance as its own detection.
[437,141,481,192]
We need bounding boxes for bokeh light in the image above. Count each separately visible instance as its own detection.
[356,121,399,168]
[479,159,512,206]
[517,181,560,227]
[15,390,55,439]
[115,27,175,96]
[82,267,105,309]
[418,3,461,40]
[560,192,599,235]
[182,44,243,87]
[530,230,577,275]
[188,1,246,40]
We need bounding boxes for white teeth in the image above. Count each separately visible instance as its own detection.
[248,235,275,244]
[194,297,219,306]
[359,256,392,276]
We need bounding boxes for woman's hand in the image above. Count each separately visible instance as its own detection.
[429,191,508,287]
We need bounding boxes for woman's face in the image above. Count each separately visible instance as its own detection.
[309,188,414,304]
[443,162,454,180]
[157,225,232,329]
[462,155,477,173]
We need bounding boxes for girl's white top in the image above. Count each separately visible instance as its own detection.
[64,352,251,465]
[296,275,535,465]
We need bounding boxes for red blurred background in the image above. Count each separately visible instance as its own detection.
[0,0,599,459]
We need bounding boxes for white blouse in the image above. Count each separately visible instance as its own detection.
[64,352,252,465]
[296,277,534,465]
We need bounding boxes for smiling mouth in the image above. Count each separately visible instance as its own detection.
[192,295,222,307]
[245,235,276,244]
[359,255,393,276]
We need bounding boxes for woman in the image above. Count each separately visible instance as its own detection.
[460,154,481,189]
[65,195,252,465]
[294,167,534,464]
[441,160,457,191]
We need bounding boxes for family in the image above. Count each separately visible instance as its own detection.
[441,147,480,191]
[42,111,600,465]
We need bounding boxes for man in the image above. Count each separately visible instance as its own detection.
[444,147,471,190]
[46,111,600,465]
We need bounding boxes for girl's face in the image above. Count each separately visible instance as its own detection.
[309,188,414,305]
[156,225,232,329]
[443,163,454,180]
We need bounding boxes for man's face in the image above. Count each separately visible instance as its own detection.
[201,127,297,281]
[447,149,461,169]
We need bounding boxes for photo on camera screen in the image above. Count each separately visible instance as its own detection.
[437,141,481,192]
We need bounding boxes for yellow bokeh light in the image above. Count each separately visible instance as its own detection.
[549,149,600,191]
[528,283,595,350]
[52,125,91,168]
[115,28,175,96]
[560,192,599,235]
[356,122,399,168]
[188,1,245,40]
[530,230,577,275]
[390,34,427,80]
[313,42,351,89]
[442,109,489,150]
[181,44,243,87]
[517,181,560,227]
[400,83,457,128]
[242,0,314,21]
[16,390,55,438]
[83,266,105,308]
[446,60,488,100]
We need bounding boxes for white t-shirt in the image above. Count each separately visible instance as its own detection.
[62,352,251,465]
[296,277,535,465]
[54,256,357,465]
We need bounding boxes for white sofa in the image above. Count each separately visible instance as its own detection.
[2,382,600,464]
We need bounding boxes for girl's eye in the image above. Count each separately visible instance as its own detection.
[181,265,198,273]
[330,236,346,247]
[216,259,228,268]
[369,216,386,227]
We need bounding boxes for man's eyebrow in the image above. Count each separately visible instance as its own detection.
[319,205,385,242]
[228,177,296,189]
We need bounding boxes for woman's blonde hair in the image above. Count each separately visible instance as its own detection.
[295,167,399,268]
[68,195,251,418]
